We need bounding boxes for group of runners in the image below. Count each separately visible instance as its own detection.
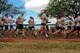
[0,10,80,38]
[53,15,80,38]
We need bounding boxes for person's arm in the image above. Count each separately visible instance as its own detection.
[41,14,47,20]
[24,18,26,21]
[72,17,74,21]
[13,19,15,23]
[28,20,31,23]
[17,16,22,22]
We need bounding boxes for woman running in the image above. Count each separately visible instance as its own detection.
[0,18,4,36]
[9,15,15,30]
[28,16,37,37]
[72,16,80,36]
[66,16,79,38]
[77,16,80,37]
[53,16,66,38]
[8,15,15,37]
[28,16,35,31]
[40,10,49,38]
[65,16,74,38]
[2,14,10,36]
[4,14,9,30]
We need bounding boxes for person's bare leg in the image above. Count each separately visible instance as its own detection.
[72,30,78,35]
[63,30,67,38]
[40,25,45,35]
[22,29,25,37]
[52,29,61,34]
[45,25,49,38]
[66,29,73,34]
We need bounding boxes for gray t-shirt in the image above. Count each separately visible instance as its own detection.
[9,18,15,25]
[28,19,35,27]
[4,17,9,25]
[16,16,24,24]
[41,13,48,23]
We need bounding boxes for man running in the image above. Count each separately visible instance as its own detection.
[16,12,25,37]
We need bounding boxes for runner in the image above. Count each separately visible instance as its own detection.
[8,15,15,37]
[9,15,15,30]
[66,16,79,38]
[0,18,4,30]
[71,16,80,37]
[28,16,37,38]
[4,14,9,30]
[15,12,25,37]
[71,16,79,35]
[65,16,74,38]
[2,14,10,37]
[0,18,4,36]
[52,16,66,38]
[77,16,80,37]
[40,10,49,38]
[28,16,35,31]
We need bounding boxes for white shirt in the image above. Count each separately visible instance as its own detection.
[28,19,35,27]
[77,18,80,26]
[41,13,48,23]
[4,17,9,25]
[74,18,78,26]
[57,17,65,27]
[9,18,15,25]
[16,16,24,24]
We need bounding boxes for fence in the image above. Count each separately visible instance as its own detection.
[1,24,56,30]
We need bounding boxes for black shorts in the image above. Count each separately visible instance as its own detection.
[29,26,35,29]
[73,26,78,31]
[56,26,64,30]
[60,27,65,30]
[56,26,60,29]
[41,23,46,25]
[5,25,8,30]
[77,26,80,30]
[68,26,71,30]
[46,25,49,31]
[18,24,23,29]
[0,26,3,30]
[10,25,13,28]
[16,25,19,29]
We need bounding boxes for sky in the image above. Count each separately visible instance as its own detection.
[8,0,57,24]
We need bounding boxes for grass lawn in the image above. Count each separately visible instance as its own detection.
[0,42,80,53]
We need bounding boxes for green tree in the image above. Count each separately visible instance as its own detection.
[0,0,24,17]
[46,0,80,18]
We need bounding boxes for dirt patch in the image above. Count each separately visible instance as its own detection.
[0,37,80,43]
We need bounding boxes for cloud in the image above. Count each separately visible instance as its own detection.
[23,0,49,13]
